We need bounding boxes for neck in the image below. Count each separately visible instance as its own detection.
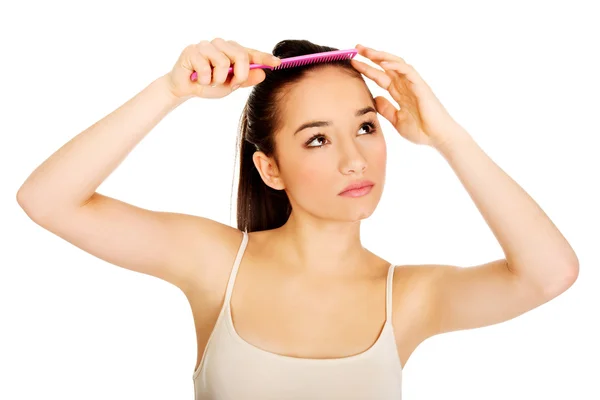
[269,212,373,276]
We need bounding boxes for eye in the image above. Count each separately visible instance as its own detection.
[305,121,377,149]
[359,121,376,135]
[305,134,328,148]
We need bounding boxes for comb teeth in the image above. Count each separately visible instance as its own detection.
[274,49,358,70]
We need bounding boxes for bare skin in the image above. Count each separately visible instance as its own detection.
[185,227,438,372]
[17,39,577,379]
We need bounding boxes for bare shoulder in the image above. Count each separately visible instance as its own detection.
[390,264,439,319]
[180,223,246,301]
[383,264,440,365]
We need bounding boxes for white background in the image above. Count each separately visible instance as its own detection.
[2,0,599,399]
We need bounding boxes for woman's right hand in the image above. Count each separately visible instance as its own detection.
[165,38,281,100]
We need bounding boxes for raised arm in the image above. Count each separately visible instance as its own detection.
[16,39,281,294]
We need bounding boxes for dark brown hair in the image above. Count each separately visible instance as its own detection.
[233,40,365,233]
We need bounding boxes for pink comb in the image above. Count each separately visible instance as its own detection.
[190,48,358,82]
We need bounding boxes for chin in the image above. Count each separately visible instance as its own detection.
[339,199,379,221]
[354,206,377,220]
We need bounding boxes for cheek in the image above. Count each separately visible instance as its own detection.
[294,159,332,188]
[281,153,337,201]
[371,136,387,170]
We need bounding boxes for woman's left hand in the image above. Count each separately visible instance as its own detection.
[351,44,467,149]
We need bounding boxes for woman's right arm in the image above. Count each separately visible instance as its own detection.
[16,74,232,294]
[16,39,280,294]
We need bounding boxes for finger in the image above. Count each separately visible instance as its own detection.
[355,44,406,64]
[350,59,392,90]
[190,50,212,86]
[240,69,267,88]
[351,59,408,111]
[223,40,250,86]
[355,44,422,82]
[379,61,422,84]
[245,47,282,68]
[209,38,238,85]
[196,40,230,86]
[374,96,399,127]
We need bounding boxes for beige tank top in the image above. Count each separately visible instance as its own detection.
[192,230,403,399]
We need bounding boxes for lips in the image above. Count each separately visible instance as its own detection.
[339,180,375,195]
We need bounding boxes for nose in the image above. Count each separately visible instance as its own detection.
[340,142,368,175]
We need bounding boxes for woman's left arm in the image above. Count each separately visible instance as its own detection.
[434,126,578,289]
[352,44,578,335]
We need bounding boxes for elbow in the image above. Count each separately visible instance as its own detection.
[17,187,37,220]
[562,251,580,289]
[16,186,52,224]
[545,258,579,298]
[564,257,579,288]
[17,186,87,227]
[16,186,31,213]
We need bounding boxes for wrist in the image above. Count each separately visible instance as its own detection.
[155,74,191,107]
[433,126,473,156]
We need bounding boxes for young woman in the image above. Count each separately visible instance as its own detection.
[17,38,579,399]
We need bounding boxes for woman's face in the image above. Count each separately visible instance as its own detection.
[255,66,388,222]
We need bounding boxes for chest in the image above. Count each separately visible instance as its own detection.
[229,273,389,359]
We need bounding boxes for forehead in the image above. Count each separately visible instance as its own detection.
[280,67,374,127]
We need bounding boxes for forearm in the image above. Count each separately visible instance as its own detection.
[17,74,185,219]
[435,128,579,291]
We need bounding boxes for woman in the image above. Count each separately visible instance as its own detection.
[16,38,579,399]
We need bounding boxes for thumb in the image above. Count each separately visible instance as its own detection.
[240,69,267,88]
[374,96,398,127]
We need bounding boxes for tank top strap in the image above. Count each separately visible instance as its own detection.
[385,263,396,321]
[223,229,249,304]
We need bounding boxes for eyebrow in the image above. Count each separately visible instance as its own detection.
[293,106,377,136]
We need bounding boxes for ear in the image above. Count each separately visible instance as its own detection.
[252,151,286,190]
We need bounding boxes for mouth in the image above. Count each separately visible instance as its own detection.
[338,181,375,197]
